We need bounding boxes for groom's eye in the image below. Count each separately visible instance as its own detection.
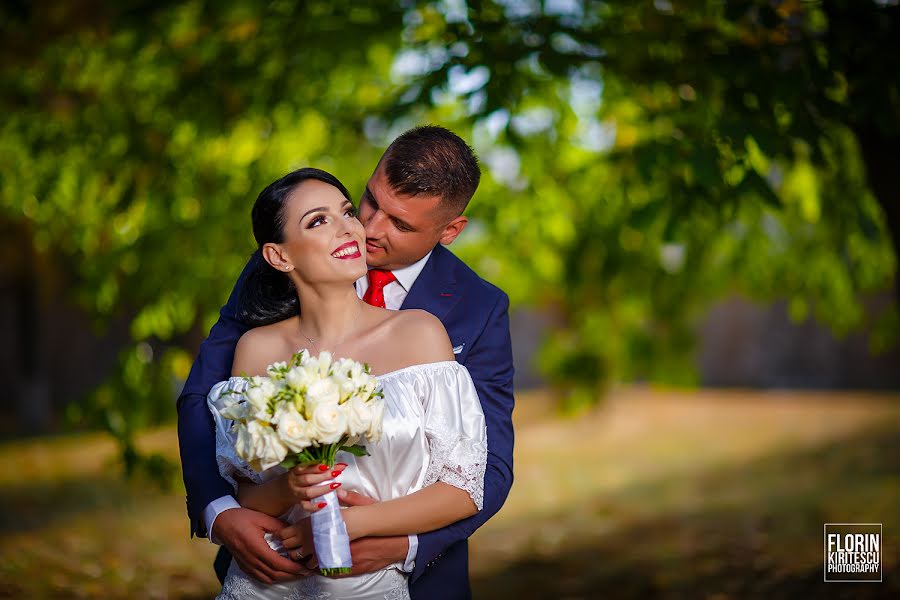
[393,220,413,233]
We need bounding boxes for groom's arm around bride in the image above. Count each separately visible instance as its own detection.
[176,126,515,598]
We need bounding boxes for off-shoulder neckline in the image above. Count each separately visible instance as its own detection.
[222,360,460,384]
[374,360,459,380]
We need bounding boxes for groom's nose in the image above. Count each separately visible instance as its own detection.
[363,210,387,239]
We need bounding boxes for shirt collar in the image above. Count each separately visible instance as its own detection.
[390,249,433,292]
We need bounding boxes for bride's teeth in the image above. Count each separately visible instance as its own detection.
[333,244,357,258]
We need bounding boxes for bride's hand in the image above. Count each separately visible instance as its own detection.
[283,462,346,511]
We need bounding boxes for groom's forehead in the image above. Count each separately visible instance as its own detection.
[365,178,441,212]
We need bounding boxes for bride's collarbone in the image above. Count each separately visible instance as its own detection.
[244,311,422,376]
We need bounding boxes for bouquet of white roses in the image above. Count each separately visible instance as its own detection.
[219,349,385,575]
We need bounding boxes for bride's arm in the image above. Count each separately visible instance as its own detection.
[341,483,477,540]
[236,476,293,517]
[237,464,346,517]
[340,310,481,539]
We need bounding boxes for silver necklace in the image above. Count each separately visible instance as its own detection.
[298,307,361,355]
[299,327,344,356]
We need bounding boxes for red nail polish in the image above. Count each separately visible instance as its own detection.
[317,502,327,509]
[331,470,342,478]
[336,462,348,468]
[330,482,341,489]
[318,465,328,472]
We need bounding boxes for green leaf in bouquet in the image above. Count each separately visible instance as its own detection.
[339,445,370,457]
[280,456,300,469]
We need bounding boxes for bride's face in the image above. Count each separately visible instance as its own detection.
[264,179,367,286]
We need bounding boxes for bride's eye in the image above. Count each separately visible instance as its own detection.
[308,215,327,228]
[344,207,357,218]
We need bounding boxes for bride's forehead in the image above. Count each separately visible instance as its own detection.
[285,180,347,211]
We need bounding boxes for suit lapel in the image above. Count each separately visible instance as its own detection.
[400,245,460,323]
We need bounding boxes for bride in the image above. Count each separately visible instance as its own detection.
[207,168,487,599]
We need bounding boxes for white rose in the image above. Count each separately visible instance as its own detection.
[309,402,349,445]
[305,378,340,412]
[247,420,288,471]
[276,406,313,453]
[365,399,385,443]
[346,395,374,437]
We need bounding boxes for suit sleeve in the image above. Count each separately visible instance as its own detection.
[411,291,515,581]
[176,251,259,537]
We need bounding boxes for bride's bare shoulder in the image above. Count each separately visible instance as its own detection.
[233,319,297,376]
[386,309,454,363]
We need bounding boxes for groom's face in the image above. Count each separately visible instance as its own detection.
[358,164,461,270]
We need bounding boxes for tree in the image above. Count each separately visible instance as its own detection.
[0,0,896,471]
[392,0,897,407]
[0,0,409,473]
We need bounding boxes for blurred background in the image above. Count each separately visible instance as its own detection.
[1,0,898,598]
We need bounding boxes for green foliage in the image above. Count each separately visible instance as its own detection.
[1,0,898,465]
[400,0,898,404]
[1,1,407,449]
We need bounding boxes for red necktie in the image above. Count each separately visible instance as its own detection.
[363,269,396,308]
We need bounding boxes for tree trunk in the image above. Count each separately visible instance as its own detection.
[855,127,900,309]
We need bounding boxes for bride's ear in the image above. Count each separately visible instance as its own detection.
[262,242,293,272]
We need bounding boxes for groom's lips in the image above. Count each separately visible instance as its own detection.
[365,241,384,254]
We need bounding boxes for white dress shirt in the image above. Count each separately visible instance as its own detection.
[204,250,434,572]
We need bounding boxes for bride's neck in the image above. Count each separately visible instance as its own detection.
[293,281,364,342]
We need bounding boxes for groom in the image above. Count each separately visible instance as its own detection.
[177,125,515,599]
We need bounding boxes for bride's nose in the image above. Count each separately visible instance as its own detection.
[335,213,354,237]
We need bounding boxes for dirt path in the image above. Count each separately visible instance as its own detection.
[1,387,897,598]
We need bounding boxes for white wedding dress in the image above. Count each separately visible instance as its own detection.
[207,360,488,600]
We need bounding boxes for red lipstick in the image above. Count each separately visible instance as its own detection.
[331,241,361,260]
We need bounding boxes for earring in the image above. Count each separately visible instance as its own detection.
[283,266,290,271]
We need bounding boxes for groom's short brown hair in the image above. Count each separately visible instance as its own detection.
[380,125,481,217]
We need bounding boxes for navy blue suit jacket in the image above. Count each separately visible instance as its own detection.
[177,244,515,599]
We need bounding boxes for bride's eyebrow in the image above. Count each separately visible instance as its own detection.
[299,201,353,223]
[299,206,328,222]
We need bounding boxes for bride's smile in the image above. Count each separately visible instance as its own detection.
[331,241,361,260]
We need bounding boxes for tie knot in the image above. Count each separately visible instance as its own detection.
[367,269,396,289]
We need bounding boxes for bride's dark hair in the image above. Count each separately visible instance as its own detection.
[238,168,353,327]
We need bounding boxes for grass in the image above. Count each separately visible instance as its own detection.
[1,387,898,599]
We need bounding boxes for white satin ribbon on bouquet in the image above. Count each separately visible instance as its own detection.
[310,488,352,575]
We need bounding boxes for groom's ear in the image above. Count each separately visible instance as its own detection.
[262,242,292,271]
[438,215,469,246]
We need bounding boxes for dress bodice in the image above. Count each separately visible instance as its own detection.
[207,360,488,600]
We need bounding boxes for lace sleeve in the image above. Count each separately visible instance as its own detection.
[207,378,264,492]
[421,363,488,510]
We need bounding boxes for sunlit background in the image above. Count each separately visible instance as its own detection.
[1,1,898,598]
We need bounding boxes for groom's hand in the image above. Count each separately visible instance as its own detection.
[342,536,410,577]
[335,490,410,577]
[213,507,311,584]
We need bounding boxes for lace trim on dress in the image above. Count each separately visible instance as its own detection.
[283,578,332,600]
[218,572,259,599]
[422,413,487,511]
[382,569,412,600]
